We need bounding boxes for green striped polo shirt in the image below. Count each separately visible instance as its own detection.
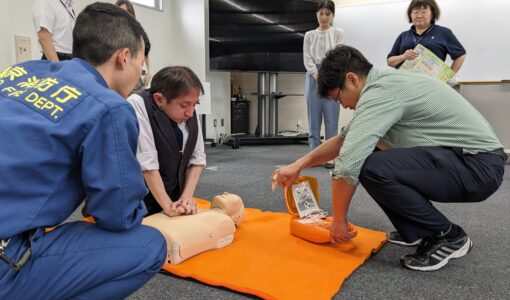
[332,68,503,185]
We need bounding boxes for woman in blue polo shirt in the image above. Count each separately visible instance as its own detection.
[387,0,466,73]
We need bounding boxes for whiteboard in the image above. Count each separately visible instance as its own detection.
[335,0,510,80]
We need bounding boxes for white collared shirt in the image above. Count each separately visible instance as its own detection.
[303,27,345,74]
[127,93,206,171]
[32,0,76,54]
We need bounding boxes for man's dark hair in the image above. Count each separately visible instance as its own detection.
[317,45,373,98]
[73,2,149,66]
[150,67,204,101]
[407,0,441,23]
[317,0,335,15]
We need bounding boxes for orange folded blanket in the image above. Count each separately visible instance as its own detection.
[162,199,387,300]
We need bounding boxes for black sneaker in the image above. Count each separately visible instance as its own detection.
[400,227,473,271]
[387,231,422,246]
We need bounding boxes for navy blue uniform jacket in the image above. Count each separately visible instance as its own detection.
[0,58,148,240]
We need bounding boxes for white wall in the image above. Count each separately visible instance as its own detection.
[130,1,173,74]
[0,1,12,69]
[166,0,206,80]
[206,70,231,139]
[460,83,510,149]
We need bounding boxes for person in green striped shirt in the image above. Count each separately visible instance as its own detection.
[273,45,507,271]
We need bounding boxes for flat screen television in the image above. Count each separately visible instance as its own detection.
[209,0,317,73]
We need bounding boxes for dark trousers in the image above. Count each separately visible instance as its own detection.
[359,146,506,242]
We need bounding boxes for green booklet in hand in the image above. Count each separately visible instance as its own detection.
[400,44,455,82]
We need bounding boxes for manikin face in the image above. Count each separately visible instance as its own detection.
[411,6,433,28]
[157,88,201,123]
[316,8,334,28]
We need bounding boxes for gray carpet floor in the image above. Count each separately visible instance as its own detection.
[125,143,509,300]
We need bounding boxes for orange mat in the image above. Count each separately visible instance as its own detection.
[162,199,387,300]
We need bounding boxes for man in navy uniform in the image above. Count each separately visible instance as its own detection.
[0,3,166,298]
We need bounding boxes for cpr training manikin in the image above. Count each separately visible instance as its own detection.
[143,193,244,264]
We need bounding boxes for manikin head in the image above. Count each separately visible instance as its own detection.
[211,193,244,226]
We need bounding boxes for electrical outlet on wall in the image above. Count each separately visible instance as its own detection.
[221,118,224,126]
[15,36,31,63]
[213,119,217,127]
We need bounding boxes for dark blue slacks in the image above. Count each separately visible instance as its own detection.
[0,222,166,299]
[359,146,506,242]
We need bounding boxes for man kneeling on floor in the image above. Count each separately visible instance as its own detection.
[0,3,166,298]
[273,45,506,271]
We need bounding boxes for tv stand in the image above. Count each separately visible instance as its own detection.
[225,72,308,149]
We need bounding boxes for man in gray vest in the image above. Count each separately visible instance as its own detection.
[127,66,206,216]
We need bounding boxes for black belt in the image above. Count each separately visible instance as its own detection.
[41,52,73,61]
[487,148,508,161]
[56,52,73,60]
[0,236,32,272]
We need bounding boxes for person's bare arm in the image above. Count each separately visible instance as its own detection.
[450,54,466,74]
[37,27,59,61]
[329,178,357,243]
[273,135,344,188]
[387,50,418,68]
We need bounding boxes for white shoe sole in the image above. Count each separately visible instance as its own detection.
[404,238,473,272]
[388,238,422,246]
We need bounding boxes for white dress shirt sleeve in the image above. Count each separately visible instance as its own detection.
[335,27,345,45]
[126,94,159,171]
[303,30,318,74]
[188,114,206,166]
[32,0,57,33]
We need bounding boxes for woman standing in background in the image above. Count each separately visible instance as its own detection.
[387,0,466,74]
[303,0,344,168]
[115,0,153,89]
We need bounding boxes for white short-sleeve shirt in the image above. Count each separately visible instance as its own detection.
[32,0,76,54]
[127,93,206,171]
